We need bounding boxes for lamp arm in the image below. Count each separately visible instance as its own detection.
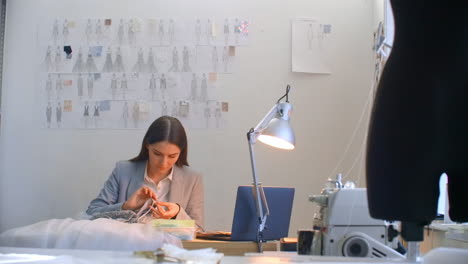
[252,104,279,136]
[246,132,269,245]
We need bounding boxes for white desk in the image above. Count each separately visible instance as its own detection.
[0,247,417,264]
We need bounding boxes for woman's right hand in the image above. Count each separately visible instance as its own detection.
[122,186,157,210]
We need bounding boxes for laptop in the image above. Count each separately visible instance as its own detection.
[198,186,295,241]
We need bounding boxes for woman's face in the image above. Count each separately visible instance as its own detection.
[146,141,181,175]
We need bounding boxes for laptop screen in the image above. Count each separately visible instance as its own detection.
[230,186,295,241]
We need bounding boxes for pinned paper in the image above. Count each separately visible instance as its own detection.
[208,72,217,81]
[63,100,73,112]
[229,46,236,56]
[221,102,229,112]
[99,100,111,111]
[104,19,112,26]
[63,79,73,86]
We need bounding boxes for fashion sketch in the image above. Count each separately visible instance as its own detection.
[114,47,125,72]
[121,73,128,99]
[45,74,53,101]
[159,73,167,99]
[149,73,158,101]
[62,19,69,44]
[223,18,230,45]
[133,47,146,72]
[93,102,100,128]
[55,74,63,100]
[212,46,218,72]
[190,73,198,101]
[72,48,85,73]
[87,74,94,99]
[51,19,59,43]
[77,74,84,98]
[215,101,222,128]
[168,19,175,44]
[161,100,168,116]
[182,46,191,72]
[101,48,114,72]
[132,101,139,128]
[168,47,179,72]
[146,48,157,72]
[110,73,118,100]
[43,46,54,72]
[56,102,62,128]
[54,46,62,72]
[199,73,208,101]
[195,19,201,44]
[205,19,213,43]
[85,48,98,72]
[204,101,211,128]
[85,19,93,43]
[83,101,90,128]
[46,102,52,128]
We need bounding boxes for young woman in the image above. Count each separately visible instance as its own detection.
[86,116,204,230]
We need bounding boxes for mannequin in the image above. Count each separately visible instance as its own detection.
[366,0,467,242]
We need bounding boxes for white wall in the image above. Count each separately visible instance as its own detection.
[0,0,375,236]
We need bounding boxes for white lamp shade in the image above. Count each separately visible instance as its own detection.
[257,118,295,150]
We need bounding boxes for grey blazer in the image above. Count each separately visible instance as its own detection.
[86,160,204,230]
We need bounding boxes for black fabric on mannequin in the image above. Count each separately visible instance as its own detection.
[366,0,467,242]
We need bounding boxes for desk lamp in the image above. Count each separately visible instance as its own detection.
[246,85,295,252]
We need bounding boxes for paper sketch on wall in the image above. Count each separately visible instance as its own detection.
[292,18,332,74]
[37,17,246,129]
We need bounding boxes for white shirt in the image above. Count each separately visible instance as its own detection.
[143,162,173,202]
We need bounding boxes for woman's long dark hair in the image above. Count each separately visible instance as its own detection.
[130,116,189,166]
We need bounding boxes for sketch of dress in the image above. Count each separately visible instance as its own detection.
[146,48,157,72]
[77,74,84,97]
[161,100,168,116]
[168,47,179,72]
[110,73,118,99]
[190,73,198,101]
[117,19,125,45]
[83,101,90,128]
[56,102,62,128]
[85,19,93,43]
[93,102,100,128]
[114,47,125,72]
[46,102,52,128]
[234,18,240,44]
[204,102,211,128]
[132,47,146,72]
[52,19,59,43]
[54,46,62,72]
[45,74,53,100]
[168,19,175,44]
[149,73,157,100]
[212,46,218,72]
[72,48,85,73]
[215,102,222,128]
[55,74,63,100]
[222,46,229,72]
[121,73,128,99]
[101,48,114,72]
[132,101,139,128]
[44,46,54,71]
[223,19,230,45]
[205,19,213,43]
[195,19,201,44]
[128,19,135,45]
[182,46,191,72]
[87,74,94,99]
[199,73,208,101]
[122,101,129,128]
[171,100,178,117]
[85,49,98,72]
[159,74,167,99]
[95,19,102,43]
[62,19,69,44]
[158,19,165,44]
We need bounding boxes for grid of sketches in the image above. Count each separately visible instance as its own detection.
[39,18,250,129]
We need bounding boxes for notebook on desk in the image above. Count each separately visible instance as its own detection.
[197,186,295,241]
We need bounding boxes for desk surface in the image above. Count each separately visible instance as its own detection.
[182,239,279,256]
[0,247,414,264]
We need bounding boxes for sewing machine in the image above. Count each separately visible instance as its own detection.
[309,175,404,259]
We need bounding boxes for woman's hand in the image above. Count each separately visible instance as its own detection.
[122,186,157,210]
[150,201,180,219]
